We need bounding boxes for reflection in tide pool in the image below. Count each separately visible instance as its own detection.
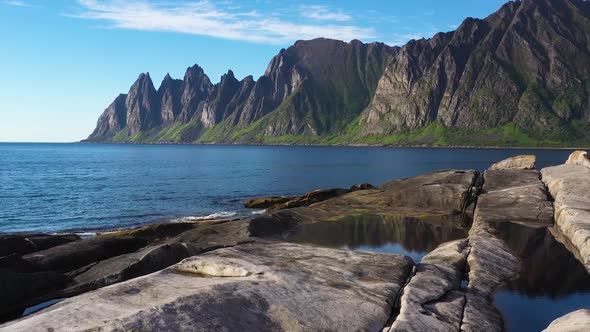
[491,222,590,332]
[285,214,468,262]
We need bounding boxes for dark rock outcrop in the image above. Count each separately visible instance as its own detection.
[22,236,147,271]
[245,183,375,211]
[0,269,71,319]
[0,234,80,258]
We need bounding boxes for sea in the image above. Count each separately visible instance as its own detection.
[0,143,575,235]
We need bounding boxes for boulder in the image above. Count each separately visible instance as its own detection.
[22,236,147,272]
[543,309,590,332]
[0,234,80,258]
[565,150,590,169]
[0,242,414,332]
[488,155,536,170]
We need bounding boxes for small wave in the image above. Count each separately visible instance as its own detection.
[174,211,239,222]
[251,210,265,215]
[75,232,97,238]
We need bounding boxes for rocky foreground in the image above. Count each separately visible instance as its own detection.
[1,152,590,331]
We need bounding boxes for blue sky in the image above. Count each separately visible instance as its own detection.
[0,0,508,142]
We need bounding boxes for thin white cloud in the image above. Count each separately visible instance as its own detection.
[300,5,351,22]
[3,0,34,7]
[70,0,376,44]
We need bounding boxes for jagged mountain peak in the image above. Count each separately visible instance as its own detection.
[86,1,590,146]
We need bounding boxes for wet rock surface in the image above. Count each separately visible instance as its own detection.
[0,242,413,332]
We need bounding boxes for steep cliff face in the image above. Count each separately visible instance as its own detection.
[86,0,590,147]
[361,0,590,143]
[178,64,213,123]
[158,74,183,126]
[87,94,127,141]
[125,73,160,136]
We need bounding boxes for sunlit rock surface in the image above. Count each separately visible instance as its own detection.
[0,242,413,332]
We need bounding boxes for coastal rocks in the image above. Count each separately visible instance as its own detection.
[100,221,202,241]
[0,242,414,332]
[22,235,148,271]
[541,154,590,271]
[544,309,590,332]
[474,169,554,227]
[0,269,71,318]
[381,170,477,214]
[390,239,469,332]
[63,242,191,296]
[244,183,374,211]
[247,170,476,241]
[488,155,536,170]
[244,196,293,209]
[0,234,80,258]
[566,150,590,169]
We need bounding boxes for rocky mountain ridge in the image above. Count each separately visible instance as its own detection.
[85,0,590,147]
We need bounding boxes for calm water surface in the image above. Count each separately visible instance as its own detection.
[0,143,575,234]
[286,214,468,262]
[491,223,590,332]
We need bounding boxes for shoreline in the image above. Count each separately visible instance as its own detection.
[70,140,590,150]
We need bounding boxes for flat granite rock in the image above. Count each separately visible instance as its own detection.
[542,161,590,271]
[380,170,477,214]
[543,309,590,332]
[475,169,554,227]
[488,155,536,170]
[1,242,414,332]
[390,239,469,332]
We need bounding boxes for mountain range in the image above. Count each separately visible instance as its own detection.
[85,0,590,147]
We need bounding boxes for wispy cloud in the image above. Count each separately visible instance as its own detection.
[300,5,351,22]
[69,0,376,44]
[3,0,35,7]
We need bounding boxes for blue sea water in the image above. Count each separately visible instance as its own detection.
[0,143,575,234]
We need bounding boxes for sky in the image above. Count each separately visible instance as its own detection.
[0,0,509,142]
